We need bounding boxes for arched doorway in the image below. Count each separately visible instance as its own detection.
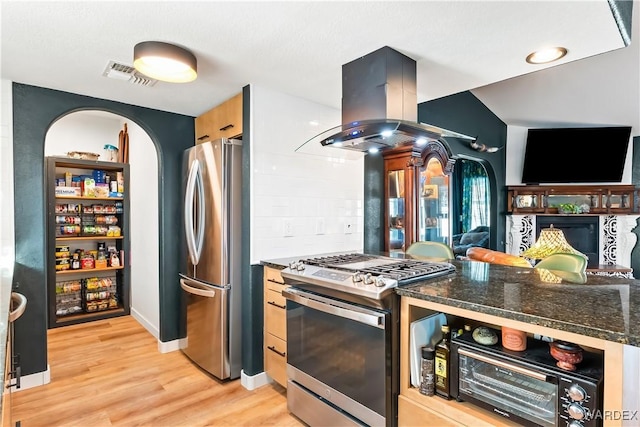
[45,110,161,336]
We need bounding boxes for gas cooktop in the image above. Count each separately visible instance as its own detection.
[280,253,455,304]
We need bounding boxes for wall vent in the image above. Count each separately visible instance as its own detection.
[102,61,157,87]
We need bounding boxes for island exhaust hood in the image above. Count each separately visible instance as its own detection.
[298,46,475,155]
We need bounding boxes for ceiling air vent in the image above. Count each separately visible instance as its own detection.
[102,61,157,87]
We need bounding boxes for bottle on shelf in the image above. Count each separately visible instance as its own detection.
[419,346,435,396]
[434,325,451,399]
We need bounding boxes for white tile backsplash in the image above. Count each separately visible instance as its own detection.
[0,80,15,269]
[250,85,364,263]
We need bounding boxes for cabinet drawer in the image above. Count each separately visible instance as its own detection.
[265,288,286,309]
[264,333,287,388]
[264,267,285,288]
[265,293,286,340]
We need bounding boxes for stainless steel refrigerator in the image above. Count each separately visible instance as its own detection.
[180,138,242,380]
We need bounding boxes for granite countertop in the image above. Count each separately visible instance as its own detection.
[261,253,640,346]
[396,260,640,346]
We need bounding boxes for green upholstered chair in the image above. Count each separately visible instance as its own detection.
[533,253,588,274]
[405,241,454,261]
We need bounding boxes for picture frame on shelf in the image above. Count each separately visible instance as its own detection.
[422,184,438,199]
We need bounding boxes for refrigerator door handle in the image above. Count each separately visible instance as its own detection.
[194,161,205,262]
[184,159,202,265]
[180,278,216,298]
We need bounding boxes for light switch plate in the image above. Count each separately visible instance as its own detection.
[283,219,294,237]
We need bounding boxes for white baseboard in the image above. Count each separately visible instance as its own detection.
[129,307,185,353]
[241,369,271,390]
[13,365,50,392]
[130,307,159,340]
[158,337,186,354]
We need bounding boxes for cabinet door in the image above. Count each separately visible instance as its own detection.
[417,157,450,245]
[1,337,11,427]
[194,93,242,144]
[383,146,416,253]
[216,93,243,139]
[195,109,216,144]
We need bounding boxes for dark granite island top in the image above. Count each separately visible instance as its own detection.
[396,259,640,347]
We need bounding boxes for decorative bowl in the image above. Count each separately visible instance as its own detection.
[549,341,583,371]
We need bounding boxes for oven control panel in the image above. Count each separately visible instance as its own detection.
[559,376,601,426]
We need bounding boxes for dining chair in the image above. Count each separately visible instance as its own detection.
[405,241,454,261]
[533,253,588,274]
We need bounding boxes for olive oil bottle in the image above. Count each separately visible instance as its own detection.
[434,325,451,399]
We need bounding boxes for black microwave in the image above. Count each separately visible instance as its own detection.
[450,330,604,427]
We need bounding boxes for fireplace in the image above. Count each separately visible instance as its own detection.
[536,216,598,267]
[506,214,638,278]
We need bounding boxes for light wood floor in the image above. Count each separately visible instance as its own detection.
[12,316,304,426]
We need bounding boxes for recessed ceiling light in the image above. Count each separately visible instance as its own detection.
[526,47,568,64]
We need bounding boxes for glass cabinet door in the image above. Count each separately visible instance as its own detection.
[388,170,406,253]
[418,157,449,245]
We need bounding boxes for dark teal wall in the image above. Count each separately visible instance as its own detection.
[363,90,507,252]
[12,83,194,375]
[418,91,507,251]
[240,86,265,377]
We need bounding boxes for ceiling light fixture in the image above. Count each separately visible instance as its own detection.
[526,47,568,64]
[133,41,197,83]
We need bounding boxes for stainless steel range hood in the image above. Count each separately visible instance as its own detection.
[297,46,474,155]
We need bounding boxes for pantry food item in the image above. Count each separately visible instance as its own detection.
[67,151,100,160]
[472,326,499,345]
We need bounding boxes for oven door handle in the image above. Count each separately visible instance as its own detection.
[458,348,551,382]
[282,288,386,329]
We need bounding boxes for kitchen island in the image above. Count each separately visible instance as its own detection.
[396,260,640,427]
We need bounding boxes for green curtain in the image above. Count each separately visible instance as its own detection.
[460,160,490,232]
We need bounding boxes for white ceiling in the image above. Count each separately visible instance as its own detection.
[1,1,636,131]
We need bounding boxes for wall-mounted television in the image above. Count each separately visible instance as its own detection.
[521,126,632,184]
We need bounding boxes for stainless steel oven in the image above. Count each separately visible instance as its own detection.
[451,331,604,427]
[281,253,455,427]
[284,287,393,426]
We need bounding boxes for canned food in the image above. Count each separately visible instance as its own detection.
[55,245,70,258]
[81,256,95,269]
[55,258,70,271]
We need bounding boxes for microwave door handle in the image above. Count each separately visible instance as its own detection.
[282,288,385,329]
[458,348,552,382]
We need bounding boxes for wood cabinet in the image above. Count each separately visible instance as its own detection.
[46,157,130,328]
[195,93,243,143]
[2,329,12,427]
[398,296,627,427]
[507,185,638,215]
[263,267,288,388]
[383,142,454,253]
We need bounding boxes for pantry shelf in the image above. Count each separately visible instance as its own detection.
[47,156,130,328]
[55,196,124,201]
[54,308,126,327]
[56,236,124,241]
[56,266,124,275]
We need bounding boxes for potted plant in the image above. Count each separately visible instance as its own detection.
[557,203,581,214]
